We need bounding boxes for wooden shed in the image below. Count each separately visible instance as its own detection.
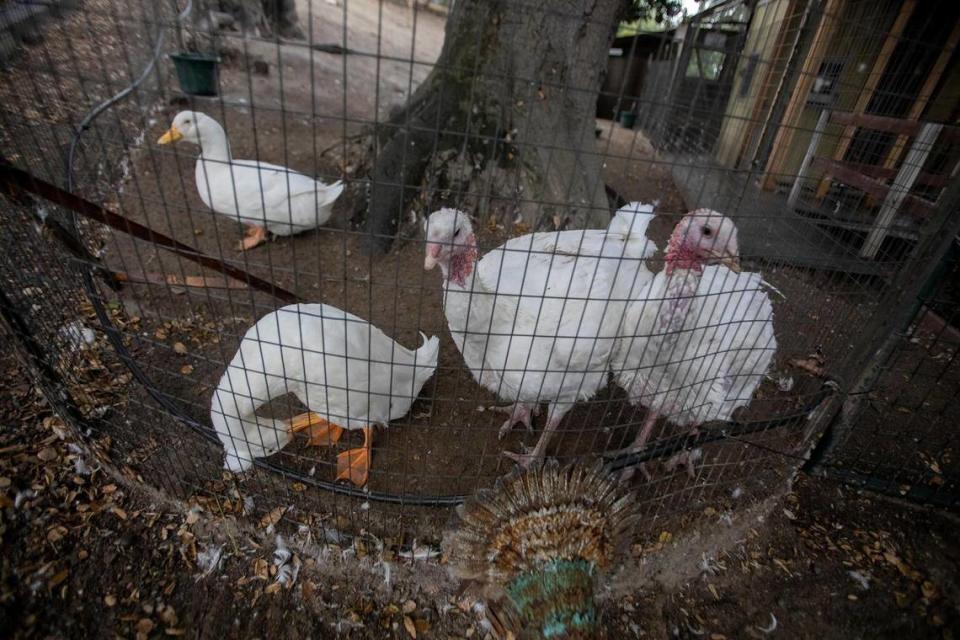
[714,0,960,258]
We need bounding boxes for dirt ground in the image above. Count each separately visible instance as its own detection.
[2,343,959,639]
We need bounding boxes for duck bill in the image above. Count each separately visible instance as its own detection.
[157,126,183,145]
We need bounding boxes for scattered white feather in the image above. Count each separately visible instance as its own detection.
[730,487,743,499]
[380,560,392,587]
[59,321,95,350]
[397,542,441,561]
[757,612,778,634]
[242,496,255,515]
[273,535,300,587]
[14,489,36,508]
[273,535,292,566]
[776,375,794,392]
[848,570,871,591]
[698,552,720,575]
[74,457,92,476]
[196,544,224,578]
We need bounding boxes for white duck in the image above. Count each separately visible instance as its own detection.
[610,210,776,478]
[210,303,439,486]
[423,204,657,467]
[157,111,344,250]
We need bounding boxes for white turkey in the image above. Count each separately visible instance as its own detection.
[423,204,657,467]
[157,111,344,250]
[210,304,440,486]
[609,209,777,479]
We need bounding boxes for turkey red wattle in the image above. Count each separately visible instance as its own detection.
[445,233,478,287]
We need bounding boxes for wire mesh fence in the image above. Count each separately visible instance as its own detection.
[0,0,958,545]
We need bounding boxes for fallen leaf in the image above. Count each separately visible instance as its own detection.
[180,365,194,375]
[165,629,186,636]
[254,558,270,580]
[259,506,287,529]
[173,342,188,355]
[112,506,128,520]
[403,615,417,639]
[402,600,417,614]
[48,569,69,588]
[265,582,282,595]
[104,595,117,607]
[921,581,939,600]
[136,618,155,636]
[788,356,825,377]
[0,477,10,488]
[37,447,58,462]
[658,531,673,544]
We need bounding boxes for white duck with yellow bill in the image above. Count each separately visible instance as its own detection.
[157,111,343,250]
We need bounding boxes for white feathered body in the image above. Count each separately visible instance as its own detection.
[195,157,343,236]
[443,206,657,414]
[211,304,439,472]
[611,266,776,426]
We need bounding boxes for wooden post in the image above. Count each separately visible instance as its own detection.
[880,19,960,172]
[813,0,916,199]
[788,109,830,208]
[860,122,942,259]
[761,0,844,191]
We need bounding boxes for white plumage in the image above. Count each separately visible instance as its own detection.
[210,303,439,485]
[424,203,658,466]
[157,111,344,249]
[610,210,776,474]
[612,265,776,424]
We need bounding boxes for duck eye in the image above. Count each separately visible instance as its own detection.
[701,225,712,237]
[453,228,461,238]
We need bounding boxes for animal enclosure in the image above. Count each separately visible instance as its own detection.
[0,0,958,552]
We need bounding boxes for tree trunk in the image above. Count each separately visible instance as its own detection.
[192,0,302,40]
[363,0,625,254]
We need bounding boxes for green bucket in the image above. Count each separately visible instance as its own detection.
[618,110,637,129]
[170,52,221,96]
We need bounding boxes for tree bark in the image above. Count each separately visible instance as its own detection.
[363,0,625,254]
[192,0,302,39]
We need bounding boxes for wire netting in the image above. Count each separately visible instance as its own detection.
[1,0,958,544]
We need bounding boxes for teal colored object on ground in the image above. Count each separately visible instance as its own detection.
[618,110,637,128]
[170,53,221,96]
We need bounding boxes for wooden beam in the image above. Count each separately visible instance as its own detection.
[881,18,960,171]
[788,109,830,208]
[828,111,922,138]
[762,0,844,190]
[737,0,801,168]
[860,122,942,258]
[809,156,936,218]
[814,0,916,198]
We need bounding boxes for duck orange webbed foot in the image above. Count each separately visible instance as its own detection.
[289,412,344,446]
[336,426,373,488]
[237,224,268,251]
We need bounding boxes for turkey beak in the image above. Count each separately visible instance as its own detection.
[721,254,741,272]
[709,249,741,273]
[157,126,183,145]
[424,243,442,270]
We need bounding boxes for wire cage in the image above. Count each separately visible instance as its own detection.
[1,0,959,547]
